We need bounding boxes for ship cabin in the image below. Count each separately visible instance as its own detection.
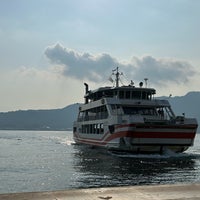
[84,85,156,104]
[78,84,175,125]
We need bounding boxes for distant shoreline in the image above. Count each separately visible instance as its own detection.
[0,128,73,131]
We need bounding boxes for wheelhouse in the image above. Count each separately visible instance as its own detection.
[85,87,156,103]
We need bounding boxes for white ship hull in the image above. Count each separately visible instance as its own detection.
[73,123,197,154]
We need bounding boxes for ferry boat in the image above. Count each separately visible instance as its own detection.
[73,67,198,154]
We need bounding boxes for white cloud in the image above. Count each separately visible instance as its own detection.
[131,56,195,85]
[44,43,121,81]
[16,65,65,81]
[44,43,196,87]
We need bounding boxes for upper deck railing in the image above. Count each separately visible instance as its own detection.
[84,67,155,104]
[85,87,156,103]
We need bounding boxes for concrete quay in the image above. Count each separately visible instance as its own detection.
[0,183,200,200]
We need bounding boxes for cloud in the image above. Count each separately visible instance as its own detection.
[44,43,121,81]
[44,43,196,86]
[16,65,65,81]
[131,56,195,84]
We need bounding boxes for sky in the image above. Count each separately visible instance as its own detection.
[0,0,200,112]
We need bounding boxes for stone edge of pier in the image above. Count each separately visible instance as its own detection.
[0,183,200,200]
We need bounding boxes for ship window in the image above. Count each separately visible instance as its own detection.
[88,109,96,120]
[81,123,104,134]
[78,111,84,121]
[123,106,157,115]
[123,107,138,115]
[104,90,114,97]
[81,124,90,134]
[86,124,90,133]
[125,91,131,99]
[141,92,148,100]
[101,105,108,119]
[100,124,104,134]
[95,123,104,134]
[97,124,100,134]
[132,91,141,99]
[78,105,108,121]
[90,124,93,134]
[119,91,124,99]
[111,104,122,115]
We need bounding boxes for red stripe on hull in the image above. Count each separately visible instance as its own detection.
[73,122,197,147]
[114,131,196,139]
[116,123,198,130]
[74,130,196,147]
[73,133,106,146]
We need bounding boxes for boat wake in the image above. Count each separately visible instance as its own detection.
[43,135,74,146]
[109,149,200,159]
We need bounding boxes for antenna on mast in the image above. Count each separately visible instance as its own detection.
[144,78,148,88]
[112,67,122,87]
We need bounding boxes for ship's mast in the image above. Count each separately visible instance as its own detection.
[116,67,119,87]
[113,67,120,87]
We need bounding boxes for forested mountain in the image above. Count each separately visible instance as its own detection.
[157,91,200,132]
[0,103,79,130]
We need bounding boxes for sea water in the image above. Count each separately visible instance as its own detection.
[0,130,200,194]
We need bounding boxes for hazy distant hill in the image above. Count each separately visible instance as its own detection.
[169,92,200,118]
[159,91,200,120]
[0,92,199,131]
[0,103,80,130]
[157,91,200,132]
